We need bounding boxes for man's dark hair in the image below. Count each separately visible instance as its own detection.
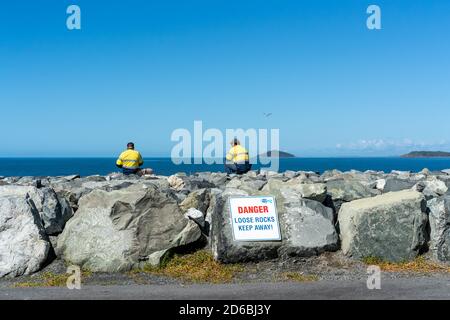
[127,142,135,149]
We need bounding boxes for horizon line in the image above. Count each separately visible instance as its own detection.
[0,155,410,159]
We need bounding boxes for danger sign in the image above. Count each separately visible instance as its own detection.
[229,196,281,241]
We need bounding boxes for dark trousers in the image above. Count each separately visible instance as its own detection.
[225,162,252,174]
[122,168,140,175]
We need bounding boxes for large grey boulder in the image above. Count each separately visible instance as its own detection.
[179,188,211,214]
[420,178,448,197]
[226,177,267,194]
[326,179,377,203]
[57,184,202,271]
[51,179,138,211]
[195,172,229,188]
[0,185,72,235]
[325,179,378,216]
[391,170,411,179]
[185,208,205,228]
[0,196,51,278]
[278,198,338,257]
[36,187,73,235]
[283,170,299,179]
[211,188,280,263]
[338,190,428,262]
[180,176,216,191]
[383,178,416,193]
[427,196,450,261]
[321,169,343,181]
[293,183,327,203]
[261,178,327,203]
[211,185,338,263]
[0,185,42,206]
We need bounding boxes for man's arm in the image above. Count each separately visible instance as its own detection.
[138,153,144,166]
[225,147,234,163]
[116,155,123,168]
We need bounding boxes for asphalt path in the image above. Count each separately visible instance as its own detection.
[1,277,449,300]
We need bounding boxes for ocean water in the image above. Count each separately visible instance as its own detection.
[2,157,450,177]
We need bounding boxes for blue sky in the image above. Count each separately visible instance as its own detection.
[1,0,449,157]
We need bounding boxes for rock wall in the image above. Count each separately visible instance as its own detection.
[1,167,450,277]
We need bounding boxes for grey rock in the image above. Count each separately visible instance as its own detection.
[211,188,280,263]
[225,178,243,189]
[244,171,259,178]
[410,173,427,181]
[146,249,171,267]
[420,178,448,196]
[283,170,298,179]
[211,184,338,263]
[3,177,20,184]
[0,185,72,235]
[278,199,338,257]
[181,176,216,191]
[143,178,171,190]
[167,175,185,190]
[413,181,426,193]
[57,185,202,271]
[15,176,41,187]
[427,196,450,261]
[197,172,229,187]
[0,196,51,278]
[391,170,411,178]
[185,208,205,228]
[339,190,428,262]
[321,170,343,180]
[295,183,327,203]
[245,178,268,191]
[51,179,139,212]
[375,179,386,191]
[325,179,378,215]
[383,178,416,193]
[326,179,376,203]
[39,187,73,235]
[179,188,210,214]
[64,175,80,181]
[48,235,59,250]
[227,177,267,194]
[205,188,223,226]
[259,170,282,179]
[264,177,327,203]
[82,175,107,182]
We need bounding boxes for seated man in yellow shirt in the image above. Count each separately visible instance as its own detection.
[225,138,252,174]
[116,142,152,175]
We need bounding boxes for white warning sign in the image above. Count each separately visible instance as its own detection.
[229,196,281,241]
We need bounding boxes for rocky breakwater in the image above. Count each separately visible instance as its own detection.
[1,167,450,278]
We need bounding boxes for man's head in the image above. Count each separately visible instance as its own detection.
[127,142,135,150]
[231,138,240,146]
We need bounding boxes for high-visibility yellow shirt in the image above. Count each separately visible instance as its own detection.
[116,149,144,169]
[226,145,249,163]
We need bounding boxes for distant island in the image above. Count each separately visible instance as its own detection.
[259,150,295,158]
[401,151,450,158]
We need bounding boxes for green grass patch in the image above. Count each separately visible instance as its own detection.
[281,272,319,282]
[13,270,92,288]
[134,250,244,284]
[362,256,450,273]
